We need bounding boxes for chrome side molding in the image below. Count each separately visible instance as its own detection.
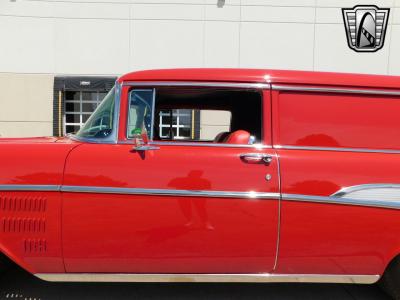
[0,185,60,192]
[60,185,280,200]
[275,145,400,155]
[281,193,400,210]
[332,184,400,202]
[35,273,379,284]
[2,184,400,210]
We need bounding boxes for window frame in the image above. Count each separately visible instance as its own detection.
[121,82,271,148]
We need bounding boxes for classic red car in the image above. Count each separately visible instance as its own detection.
[1,69,400,299]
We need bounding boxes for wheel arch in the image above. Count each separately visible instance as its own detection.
[0,244,34,274]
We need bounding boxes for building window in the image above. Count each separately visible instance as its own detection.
[64,91,108,134]
[53,76,116,137]
[159,109,194,140]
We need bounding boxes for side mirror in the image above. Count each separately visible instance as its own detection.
[132,130,159,151]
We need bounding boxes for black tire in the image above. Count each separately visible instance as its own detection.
[0,253,11,275]
[380,256,400,300]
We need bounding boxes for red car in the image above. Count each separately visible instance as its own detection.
[1,69,400,299]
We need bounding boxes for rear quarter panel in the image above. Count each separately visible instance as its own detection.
[272,88,400,275]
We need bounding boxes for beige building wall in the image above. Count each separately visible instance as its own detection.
[200,110,231,140]
[0,74,53,137]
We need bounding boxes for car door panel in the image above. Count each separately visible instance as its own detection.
[62,144,279,273]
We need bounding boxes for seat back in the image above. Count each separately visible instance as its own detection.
[225,130,251,144]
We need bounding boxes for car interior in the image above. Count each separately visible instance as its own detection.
[153,87,263,144]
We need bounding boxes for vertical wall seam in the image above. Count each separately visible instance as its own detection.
[238,0,242,67]
[386,1,395,75]
[312,0,317,71]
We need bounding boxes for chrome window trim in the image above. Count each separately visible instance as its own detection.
[274,145,400,154]
[123,81,270,90]
[68,81,122,144]
[123,81,268,144]
[148,141,272,149]
[272,84,400,96]
[35,273,379,284]
[71,81,269,146]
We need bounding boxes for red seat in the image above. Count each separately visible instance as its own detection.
[213,131,230,143]
[225,130,251,144]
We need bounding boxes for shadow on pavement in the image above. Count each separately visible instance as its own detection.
[0,267,391,300]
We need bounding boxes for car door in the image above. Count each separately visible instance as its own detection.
[62,85,280,274]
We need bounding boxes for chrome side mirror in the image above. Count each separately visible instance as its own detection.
[132,131,159,151]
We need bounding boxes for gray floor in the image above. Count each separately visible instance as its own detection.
[0,268,391,300]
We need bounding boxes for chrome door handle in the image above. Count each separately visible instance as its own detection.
[240,153,273,164]
[132,145,160,151]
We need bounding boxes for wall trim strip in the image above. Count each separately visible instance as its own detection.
[35,273,379,284]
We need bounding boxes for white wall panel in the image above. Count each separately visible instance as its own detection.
[54,19,130,75]
[241,6,315,23]
[393,6,400,24]
[44,0,130,2]
[133,0,204,4]
[131,20,204,70]
[205,0,240,5]
[316,7,344,24]
[53,2,130,19]
[239,22,314,70]
[314,24,391,74]
[0,0,129,19]
[205,4,240,21]
[388,25,400,75]
[204,21,239,67]
[241,0,314,6]
[0,16,55,73]
[0,0,54,17]
[316,0,394,8]
[131,3,204,20]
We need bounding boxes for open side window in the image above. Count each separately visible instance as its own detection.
[126,87,263,145]
[153,87,263,144]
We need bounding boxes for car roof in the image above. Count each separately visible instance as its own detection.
[118,68,400,90]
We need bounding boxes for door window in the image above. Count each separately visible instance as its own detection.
[153,87,262,144]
